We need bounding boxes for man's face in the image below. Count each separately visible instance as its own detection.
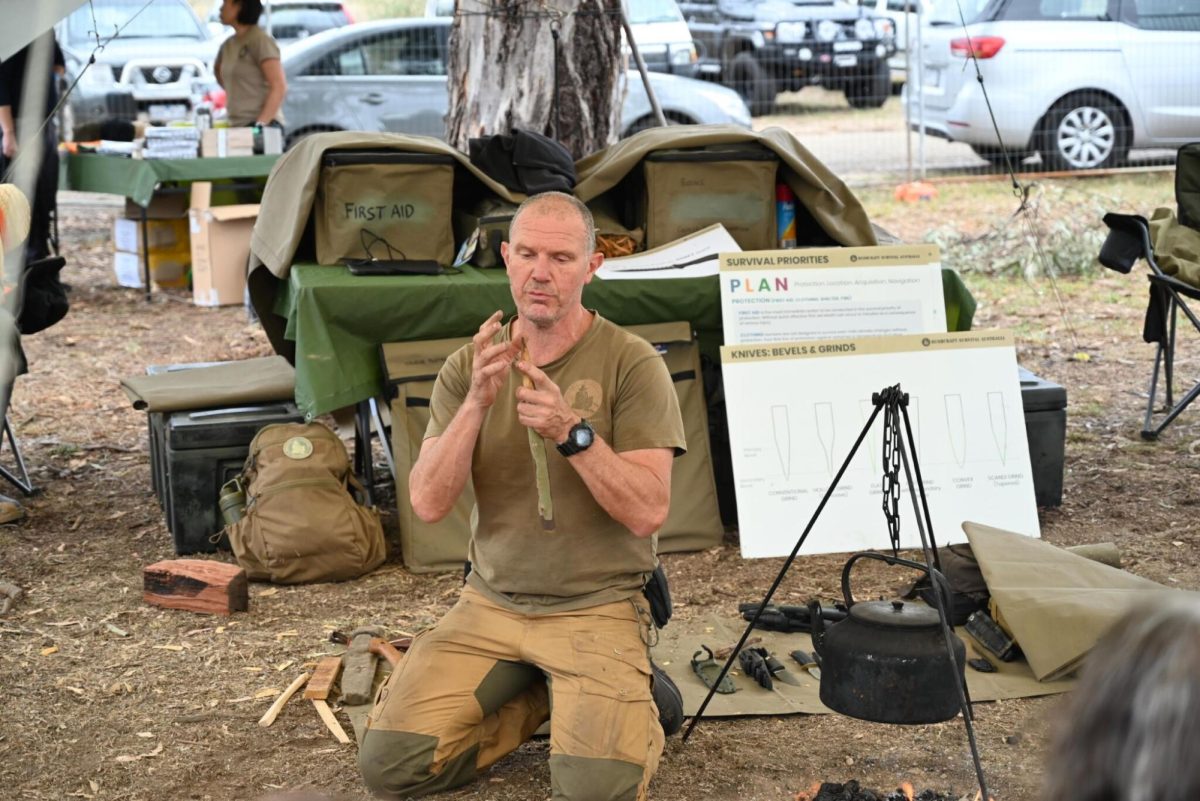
[502,205,602,329]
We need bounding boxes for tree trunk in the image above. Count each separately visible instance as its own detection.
[446,0,624,161]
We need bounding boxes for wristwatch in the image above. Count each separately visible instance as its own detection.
[556,420,595,457]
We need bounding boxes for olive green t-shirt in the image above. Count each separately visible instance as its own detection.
[425,313,687,613]
[217,25,284,127]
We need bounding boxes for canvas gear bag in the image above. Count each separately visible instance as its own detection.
[626,322,724,553]
[452,198,519,269]
[224,422,386,584]
[642,144,778,251]
[381,336,476,573]
[313,150,457,267]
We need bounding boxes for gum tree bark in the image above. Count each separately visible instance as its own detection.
[446,0,624,160]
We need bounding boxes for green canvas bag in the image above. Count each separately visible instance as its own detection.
[313,150,457,267]
[452,197,519,269]
[643,145,779,251]
[626,322,724,553]
[225,422,387,584]
[382,337,476,573]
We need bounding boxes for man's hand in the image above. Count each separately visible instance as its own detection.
[1,130,15,159]
[465,311,521,410]
[515,360,578,443]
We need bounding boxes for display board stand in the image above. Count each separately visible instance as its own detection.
[682,384,991,801]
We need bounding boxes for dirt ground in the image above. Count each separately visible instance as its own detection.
[2,174,1198,801]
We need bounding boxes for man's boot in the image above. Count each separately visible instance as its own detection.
[650,660,684,736]
[0,494,25,524]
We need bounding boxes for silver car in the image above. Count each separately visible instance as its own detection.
[903,0,1200,170]
[280,18,751,146]
[57,0,218,138]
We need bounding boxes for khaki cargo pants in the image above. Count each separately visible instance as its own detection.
[358,585,664,801]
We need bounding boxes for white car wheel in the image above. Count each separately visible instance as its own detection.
[1041,95,1128,171]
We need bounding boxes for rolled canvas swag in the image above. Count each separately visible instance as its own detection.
[314,151,457,266]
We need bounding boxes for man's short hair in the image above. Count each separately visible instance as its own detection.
[509,192,597,255]
[237,0,264,25]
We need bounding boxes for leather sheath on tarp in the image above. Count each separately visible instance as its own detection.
[120,355,296,412]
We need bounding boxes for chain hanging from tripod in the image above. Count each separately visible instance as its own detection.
[878,385,904,556]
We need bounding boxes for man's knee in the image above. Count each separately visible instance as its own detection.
[358,728,478,799]
[358,728,432,798]
[549,754,645,801]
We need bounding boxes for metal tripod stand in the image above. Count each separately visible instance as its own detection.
[681,384,990,801]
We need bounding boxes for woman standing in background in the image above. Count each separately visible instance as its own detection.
[214,0,287,132]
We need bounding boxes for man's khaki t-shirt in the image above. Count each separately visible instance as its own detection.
[425,313,687,614]
[217,26,284,127]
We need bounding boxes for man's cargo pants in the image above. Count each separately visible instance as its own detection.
[358,585,664,801]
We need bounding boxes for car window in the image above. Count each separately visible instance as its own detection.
[625,0,687,24]
[1120,0,1200,30]
[927,0,990,24]
[360,28,446,76]
[337,47,367,75]
[66,0,204,44]
[268,9,348,40]
[1000,0,1113,20]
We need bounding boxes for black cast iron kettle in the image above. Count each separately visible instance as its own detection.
[808,552,966,725]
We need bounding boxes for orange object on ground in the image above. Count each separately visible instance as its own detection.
[894,181,938,202]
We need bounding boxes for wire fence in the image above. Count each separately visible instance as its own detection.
[59,0,1200,184]
[678,0,1198,181]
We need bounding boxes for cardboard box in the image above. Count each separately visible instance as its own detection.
[113,217,190,253]
[201,128,253,158]
[188,182,258,307]
[114,246,191,289]
[124,190,190,220]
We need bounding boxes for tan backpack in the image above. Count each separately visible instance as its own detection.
[225,422,387,584]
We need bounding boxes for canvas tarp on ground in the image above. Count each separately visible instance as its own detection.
[651,613,1077,717]
[964,521,1199,681]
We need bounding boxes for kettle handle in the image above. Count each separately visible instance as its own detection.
[841,552,954,615]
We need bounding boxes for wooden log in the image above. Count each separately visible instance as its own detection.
[143,559,248,616]
[304,656,343,701]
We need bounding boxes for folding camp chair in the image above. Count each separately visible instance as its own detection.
[1098,142,1200,439]
[0,254,73,496]
[0,317,33,496]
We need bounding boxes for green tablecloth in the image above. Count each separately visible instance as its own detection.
[275,263,975,419]
[64,153,280,206]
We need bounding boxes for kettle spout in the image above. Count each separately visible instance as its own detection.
[808,599,826,656]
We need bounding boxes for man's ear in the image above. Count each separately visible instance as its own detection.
[584,250,604,283]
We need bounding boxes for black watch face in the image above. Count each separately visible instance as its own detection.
[572,423,594,448]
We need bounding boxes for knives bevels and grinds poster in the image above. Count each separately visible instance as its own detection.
[721,331,1040,558]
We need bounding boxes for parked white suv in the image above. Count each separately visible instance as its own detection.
[903,0,1200,170]
[57,0,217,138]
